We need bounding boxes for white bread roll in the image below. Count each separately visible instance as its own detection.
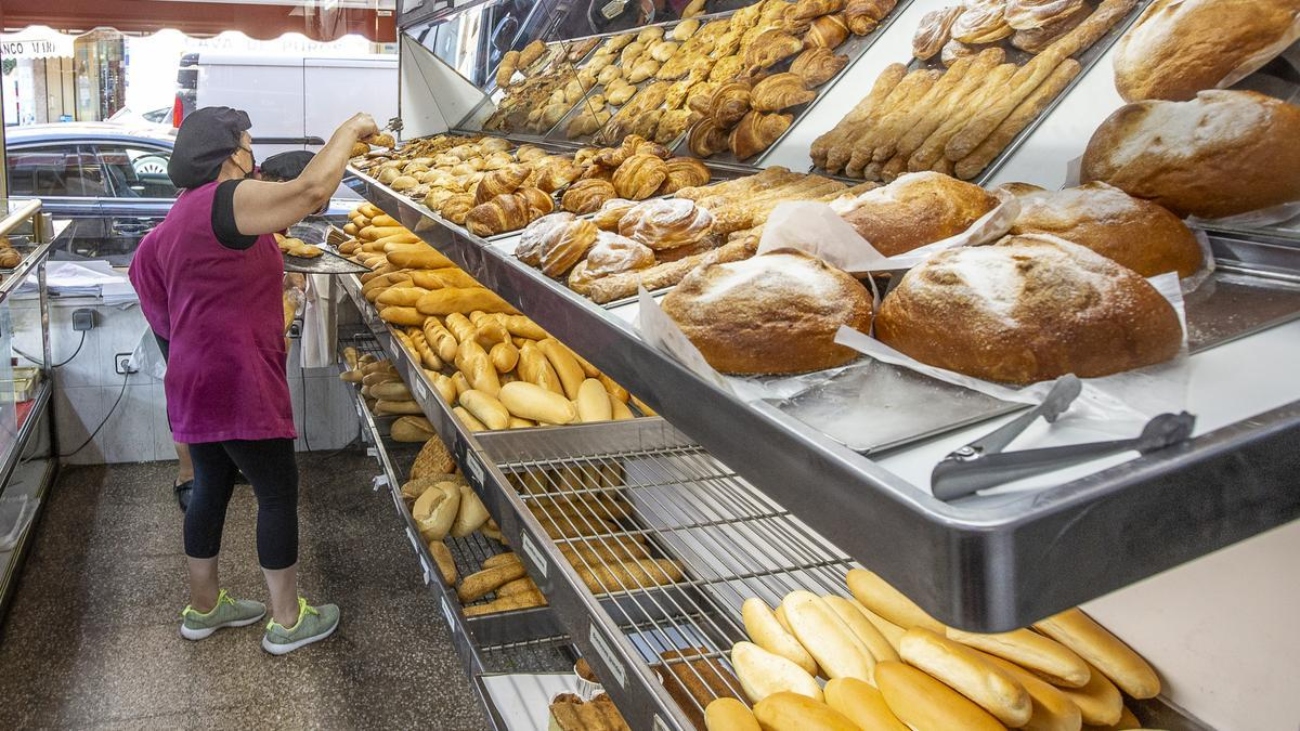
[1053,660,1124,726]
[704,698,760,731]
[900,628,1032,727]
[946,626,1091,688]
[1082,90,1300,219]
[450,485,491,538]
[845,568,946,633]
[978,652,1084,731]
[741,598,819,676]
[499,381,579,425]
[730,641,823,704]
[1033,608,1161,699]
[1113,0,1300,102]
[412,481,461,541]
[874,661,1006,731]
[823,677,910,731]
[781,591,874,682]
[823,595,900,665]
[854,602,906,653]
[753,692,860,731]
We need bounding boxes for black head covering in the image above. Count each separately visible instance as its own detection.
[259,150,315,182]
[168,106,252,189]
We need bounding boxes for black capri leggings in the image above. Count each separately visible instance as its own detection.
[185,439,300,570]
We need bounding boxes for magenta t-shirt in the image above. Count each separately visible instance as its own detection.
[129,181,296,443]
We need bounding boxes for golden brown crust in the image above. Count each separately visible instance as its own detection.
[540,219,598,278]
[660,157,712,194]
[876,235,1184,384]
[844,0,898,35]
[593,198,638,232]
[913,6,963,60]
[662,249,872,375]
[836,172,1000,256]
[804,13,851,49]
[561,179,618,214]
[618,199,715,250]
[730,111,794,161]
[790,47,850,87]
[611,154,669,200]
[751,73,817,113]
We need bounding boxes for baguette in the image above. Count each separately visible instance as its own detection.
[489,341,520,373]
[598,373,629,402]
[845,568,946,634]
[818,63,907,172]
[1033,608,1160,699]
[369,381,412,401]
[908,63,1018,173]
[538,339,586,399]
[499,381,578,425]
[416,287,518,316]
[782,591,874,683]
[374,399,424,416]
[362,271,413,300]
[874,661,1006,731]
[753,692,859,731]
[474,320,510,351]
[459,389,510,430]
[704,698,760,731]
[509,416,535,428]
[517,342,566,395]
[481,553,522,570]
[387,246,456,270]
[742,598,820,676]
[453,406,488,431]
[823,678,910,731]
[455,340,502,396]
[823,595,900,665]
[946,626,1090,688]
[380,306,427,327]
[498,314,549,340]
[463,589,547,616]
[953,59,1081,180]
[731,641,824,704]
[423,319,460,362]
[391,416,436,442]
[375,286,430,307]
[444,312,478,344]
[457,563,528,603]
[894,49,1005,161]
[451,372,471,398]
[1053,660,1123,726]
[451,485,491,537]
[432,374,457,405]
[846,69,942,177]
[427,540,458,585]
[977,652,1084,731]
[494,576,539,597]
[610,396,635,420]
[558,539,651,566]
[576,378,614,422]
[409,268,482,290]
[575,558,684,594]
[358,225,410,241]
[872,54,981,163]
[899,627,1031,727]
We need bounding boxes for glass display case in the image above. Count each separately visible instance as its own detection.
[0,199,57,621]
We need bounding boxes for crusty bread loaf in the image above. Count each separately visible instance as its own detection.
[876,234,1183,385]
[835,172,1001,256]
[1113,0,1300,102]
[1009,181,1203,278]
[1081,90,1300,218]
[661,249,872,375]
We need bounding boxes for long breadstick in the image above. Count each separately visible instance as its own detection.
[1043,0,1140,60]
[954,59,1082,180]
[846,70,942,178]
[827,65,917,173]
[813,63,907,171]
[909,63,1017,173]
[894,48,1006,162]
[871,54,981,164]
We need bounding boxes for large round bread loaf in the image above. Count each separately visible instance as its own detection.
[1081,90,1300,219]
[835,172,1001,256]
[661,249,872,375]
[1009,182,1203,278]
[876,235,1183,385]
[1113,0,1300,102]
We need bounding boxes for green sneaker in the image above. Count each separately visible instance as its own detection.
[261,597,340,655]
[180,589,267,640]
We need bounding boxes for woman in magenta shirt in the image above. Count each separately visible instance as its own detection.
[130,106,376,654]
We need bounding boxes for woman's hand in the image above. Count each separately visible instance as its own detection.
[348,113,380,141]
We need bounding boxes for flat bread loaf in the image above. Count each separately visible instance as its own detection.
[835,172,1001,257]
[876,235,1183,385]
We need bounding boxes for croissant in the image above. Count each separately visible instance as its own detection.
[516,212,576,267]
[655,110,698,145]
[711,82,753,128]
[743,30,804,75]
[660,157,712,194]
[634,140,672,159]
[627,57,662,84]
[629,109,665,142]
[466,192,534,237]
[473,164,530,205]
[617,198,715,251]
[612,154,669,200]
[792,0,846,20]
[541,219,599,278]
[534,158,584,192]
[519,40,548,68]
[561,179,618,214]
[790,47,849,87]
[585,231,657,277]
[593,198,639,231]
[440,194,477,225]
[729,111,793,161]
[686,82,720,116]
[804,14,851,49]
[516,186,555,218]
[514,144,549,164]
[751,73,816,113]
[844,0,898,35]
[688,118,731,158]
[580,163,618,182]
[782,5,816,36]
[481,151,515,171]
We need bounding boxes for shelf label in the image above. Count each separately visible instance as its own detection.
[371,474,389,491]
[520,532,548,578]
[441,594,456,628]
[412,377,429,404]
[588,624,626,689]
[465,453,485,488]
[653,716,671,731]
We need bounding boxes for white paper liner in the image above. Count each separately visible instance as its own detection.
[1182,227,1217,294]
[759,195,1020,275]
[1216,16,1300,90]
[1189,200,1300,229]
[834,272,1191,435]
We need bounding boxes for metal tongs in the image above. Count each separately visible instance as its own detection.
[931,375,1196,501]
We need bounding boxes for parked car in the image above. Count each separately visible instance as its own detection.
[5,122,358,265]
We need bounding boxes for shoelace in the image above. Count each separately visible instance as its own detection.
[267,597,317,633]
[181,588,234,619]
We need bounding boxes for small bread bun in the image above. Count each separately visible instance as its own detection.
[835,172,1001,256]
[875,235,1184,385]
[1113,0,1300,102]
[1009,182,1203,279]
[730,641,824,704]
[899,628,1032,727]
[1082,90,1300,219]
[946,626,1090,688]
[845,568,947,634]
[823,678,909,731]
[1033,608,1161,699]
[704,698,760,731]
[874,661,1006,731]
[977,651,1085,731]
[753,692,860,731]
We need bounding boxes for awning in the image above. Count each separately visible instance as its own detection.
[0,25,76,59]
[0,0,396,43]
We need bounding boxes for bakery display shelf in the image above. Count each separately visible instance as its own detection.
[0,387,57,622]
[804,0,1152,186]
[350,170,1300,633]
[0,241,52,303]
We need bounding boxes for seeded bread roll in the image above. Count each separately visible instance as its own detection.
[1081,90,1300,219]
[835,172,1000,256]
[662,249,872,375]
[1113,0,1300,102]
[876,235,1183,384]
[1009,181,1204,278]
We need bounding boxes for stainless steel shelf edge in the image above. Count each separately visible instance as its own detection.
[0,243,52,304]
[341,276,700,730]
[349,172,1300,632]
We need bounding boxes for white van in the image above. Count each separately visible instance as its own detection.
[173,52,399,160]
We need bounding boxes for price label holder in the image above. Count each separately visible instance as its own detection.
[520,532,549,578]
[412,377,429,404]
[588,623,627,689]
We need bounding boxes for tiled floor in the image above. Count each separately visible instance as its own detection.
[0,456,490,730]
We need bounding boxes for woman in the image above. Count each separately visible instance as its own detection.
[130,106,377,654]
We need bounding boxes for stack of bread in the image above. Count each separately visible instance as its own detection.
[273,232,322,259]
[711,567,1160,731]
[813,0,1139,181]
[484,37,605,134]
[0,236,20,269]
[338,351,440,439]
[548,692,632,731]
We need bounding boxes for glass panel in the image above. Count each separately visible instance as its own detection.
[94,145,178,199]
[5,147,73,198]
